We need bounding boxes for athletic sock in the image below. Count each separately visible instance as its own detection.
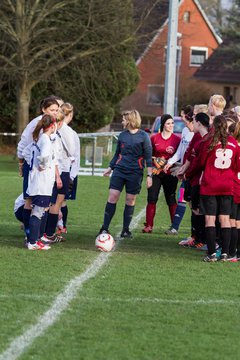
[102,202,116,231]
[146,203,156,227]
[221,227,231,255]
[39,211,48,238]
[29,215,41,244]
[171,202,186,230]
[45,213,59,237]
[229,227,237,257]
[61,206,68,227]
[191,212,196,238]
[237,229,240,256]
[22,208,31,241]
[123,204,135,231]
[205,226,216,255]
[168,203,177,223]
[194,214,205,243]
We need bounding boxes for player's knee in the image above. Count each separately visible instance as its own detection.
[147,196,158,204]
[166,193,176,206]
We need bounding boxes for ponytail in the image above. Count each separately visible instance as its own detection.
[33,119,44,142]
[208,115,227,151]
[32,115,56,142]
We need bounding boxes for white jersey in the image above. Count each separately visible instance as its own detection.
[70,130,80,180]
[55,122,76,173]
[17,115,42,159]
[14,193,24,213]
[167,126,194,165]
[27,133,56,196]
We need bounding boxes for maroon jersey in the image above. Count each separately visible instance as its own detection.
[233,144,240,204]
[151,133,180,160]
[183,132,202,163]
[198,135,238,196]
[185,134,208,187]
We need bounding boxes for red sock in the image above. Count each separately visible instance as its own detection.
[146,203,156,227]
[169,204,177,223]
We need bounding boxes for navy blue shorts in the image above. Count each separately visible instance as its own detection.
[109,168,143,195]
[51,172,70,204]
[65,176,78,200]
[31,195,51,208]
[15,205,24,223]
[23,161,30,199]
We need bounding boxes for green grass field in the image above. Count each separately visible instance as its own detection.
[0,156,240,360]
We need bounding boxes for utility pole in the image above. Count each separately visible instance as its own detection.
[163,0,179,115]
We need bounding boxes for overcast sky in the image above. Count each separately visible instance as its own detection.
[221,0,232,8]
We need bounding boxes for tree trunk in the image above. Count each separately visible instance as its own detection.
[17,80,31,134]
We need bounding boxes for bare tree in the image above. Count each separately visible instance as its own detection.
[0,0,136,133]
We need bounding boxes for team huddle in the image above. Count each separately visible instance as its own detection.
[15,94,240,261]
[16,96,80,250]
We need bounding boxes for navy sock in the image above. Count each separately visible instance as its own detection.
[29,215,41,244]
[39,211,48,238]
[45,213,59,236]
[22,208,31,241]
[102,202,116,231]
[171,202,186,230]
[123,204,135,231]
[61,206,68,227]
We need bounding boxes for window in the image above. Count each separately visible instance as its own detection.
[190,47,208,66]
[147,85,164,106]
[183,11,190,23]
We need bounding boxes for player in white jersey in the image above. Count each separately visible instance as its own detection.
[56,103,80,234]
[26,114,58,250]
[17,96,60,242]
[42,110,76,243]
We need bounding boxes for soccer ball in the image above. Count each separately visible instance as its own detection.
[95,233,115,252]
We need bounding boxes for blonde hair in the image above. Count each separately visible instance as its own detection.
[122,110,142,129]
[194,104,208,115]
[232,106,240,120]
[209,95,226,111]
[56,110,65,123]
[61,102,73,116]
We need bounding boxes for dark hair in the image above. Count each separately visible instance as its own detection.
[195,112,209,128]
[32,114,56,142]
[208,115,228,151]
[160,114,173,132]
[39,96,60,114]
[181,105,193,121]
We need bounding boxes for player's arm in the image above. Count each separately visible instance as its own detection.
[143,133,153,188]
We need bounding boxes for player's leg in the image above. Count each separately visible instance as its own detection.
[142,174,161,233]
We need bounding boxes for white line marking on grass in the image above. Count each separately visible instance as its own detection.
[78,296,240,305]
[0,207,145,360]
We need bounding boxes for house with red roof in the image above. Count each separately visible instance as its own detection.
[122,0,222,117]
